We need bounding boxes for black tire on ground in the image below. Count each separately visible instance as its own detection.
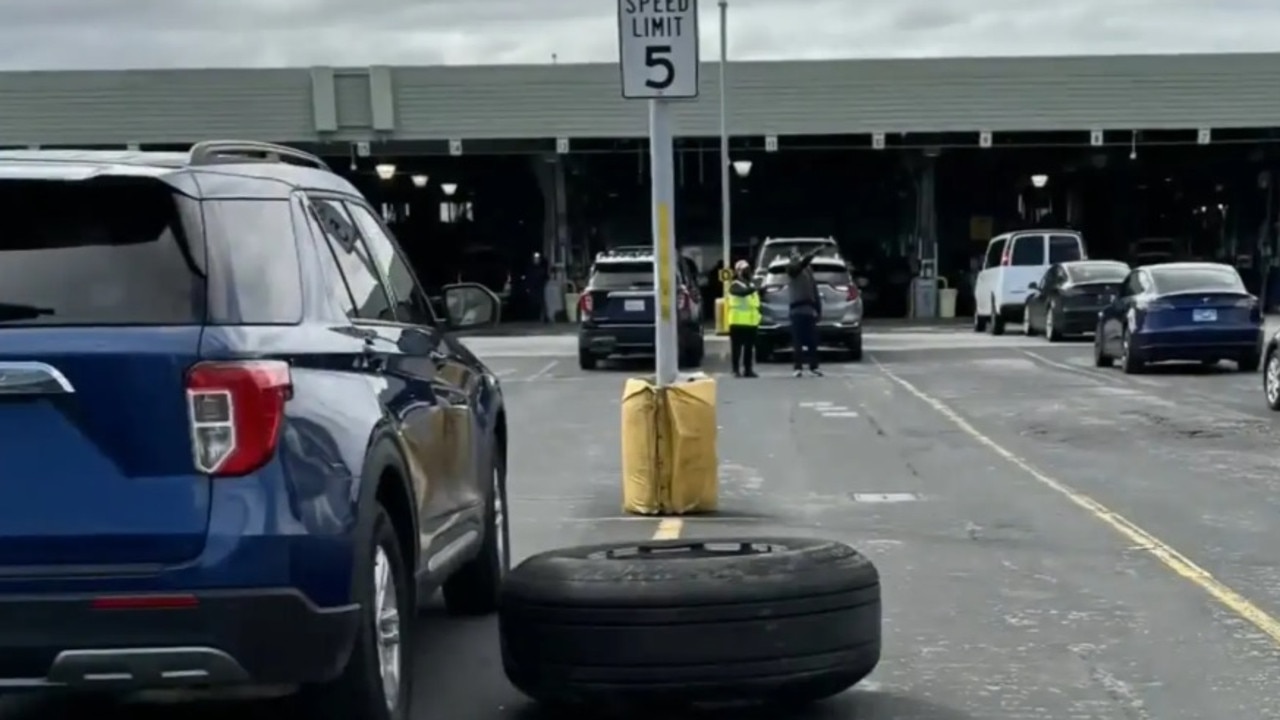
[1094,331,1114,368]
[294,505,413,720]
[989,298,1005,336]
[578,349,597,370]
[1238,351,1261,373]
[499,537,881,710]
[1120,329,1144,374]
[1264,349,1280,411]
[679,337,705,369]
[442,451,509,615]
[1045,303,1063,342]
[847,334,863,362]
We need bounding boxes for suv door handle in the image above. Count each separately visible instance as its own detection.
[428,349,449,365]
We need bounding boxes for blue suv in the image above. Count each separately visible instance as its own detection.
[0,142,509,719]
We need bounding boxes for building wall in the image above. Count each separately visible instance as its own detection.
[2,53,1280,145]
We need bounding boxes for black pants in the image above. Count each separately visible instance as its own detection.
[790,314,820,370]
[729,325,757,374]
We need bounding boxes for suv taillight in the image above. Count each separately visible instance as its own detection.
[579,293,593,318]
[186,360,292,477]
[846,285,860,301]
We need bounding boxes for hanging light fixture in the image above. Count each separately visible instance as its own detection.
[374,163,397,181]
[1030,174,1049,188]
[441,182,458,196]
[411,174,429,188]
[731,159,752,178]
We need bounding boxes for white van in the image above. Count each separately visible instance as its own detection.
[973,230,1087,335]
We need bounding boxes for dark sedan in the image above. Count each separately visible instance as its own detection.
[1094,262,1263,373]
[1024,260,1130,341]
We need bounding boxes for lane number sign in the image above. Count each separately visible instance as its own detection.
[617,0,700,99]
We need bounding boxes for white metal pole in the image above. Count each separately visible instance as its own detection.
[718,0,731,278]
[650,99,680,385]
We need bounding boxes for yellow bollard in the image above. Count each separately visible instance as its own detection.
[714,298,729,335]
[714,275,732,336]
[619,374,719,515]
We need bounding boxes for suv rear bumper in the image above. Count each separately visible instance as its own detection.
[0,588,357,690]
[579,322,699,356]
[757,322,861,348]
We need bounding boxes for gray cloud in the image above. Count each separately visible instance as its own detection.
[0,0,1276,69]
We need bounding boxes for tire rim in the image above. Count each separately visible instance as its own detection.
[374,546,401,711]
[493,464,508,569]
[1267,356,1280,405]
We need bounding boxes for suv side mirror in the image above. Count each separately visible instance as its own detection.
[1028,281,1039,290]
[441,283,500,330]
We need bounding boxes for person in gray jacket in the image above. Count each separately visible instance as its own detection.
[786,247,824,377]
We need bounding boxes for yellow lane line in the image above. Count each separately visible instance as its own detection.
[873,358,1280,645]
[652,518,684,540]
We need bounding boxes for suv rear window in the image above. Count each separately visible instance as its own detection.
[591,261,655,290]
[759,242,839,268]
[0,178,205,326]
[1048,234,1084,263]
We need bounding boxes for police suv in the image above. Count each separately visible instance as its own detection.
[576,247,705,370]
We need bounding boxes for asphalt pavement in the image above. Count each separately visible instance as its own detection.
[8,327,1280,718]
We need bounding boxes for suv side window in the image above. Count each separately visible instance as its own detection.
[296,198,357,319]
[203,199,303,324]
[983,238,1006,269]
[344,202,435,326]
[309,198,397,322]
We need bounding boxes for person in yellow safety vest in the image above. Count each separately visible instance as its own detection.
[726,259,761,378]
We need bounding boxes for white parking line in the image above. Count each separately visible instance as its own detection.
[523,360,559,382]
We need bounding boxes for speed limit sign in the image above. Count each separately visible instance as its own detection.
[617,0,700,99]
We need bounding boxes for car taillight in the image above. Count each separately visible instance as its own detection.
[846,285,860,301]
[186,360,292,477]
[678,288,691,312]
[578,293,593,320]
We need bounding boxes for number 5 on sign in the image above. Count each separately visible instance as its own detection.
[617,0,701,100]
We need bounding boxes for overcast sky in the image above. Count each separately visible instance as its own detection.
[0,0,1276,70]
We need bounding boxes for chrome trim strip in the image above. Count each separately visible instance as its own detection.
[0,361,75,394]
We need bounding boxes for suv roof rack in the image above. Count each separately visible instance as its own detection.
[188,140,330,171]
[596,247,654,261]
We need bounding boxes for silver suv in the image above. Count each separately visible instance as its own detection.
[755,249,864,362]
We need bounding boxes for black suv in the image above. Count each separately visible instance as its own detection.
[576,248,705,369]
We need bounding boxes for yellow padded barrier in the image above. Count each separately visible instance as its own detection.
[620,374,719,515]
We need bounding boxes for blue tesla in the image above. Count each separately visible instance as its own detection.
[1094,262,1263,374]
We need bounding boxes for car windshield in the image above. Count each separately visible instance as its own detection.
[1066,264,1129,283]
[1150,266,1243,293]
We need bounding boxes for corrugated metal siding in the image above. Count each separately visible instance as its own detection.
[2,54,1280,144]
[395,53,1280,138]
[0,69,314,145]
